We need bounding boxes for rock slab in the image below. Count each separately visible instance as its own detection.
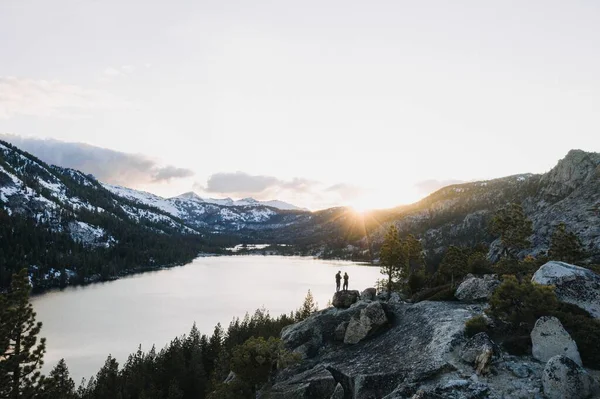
[542,355,599,399]
[532,261,600,318]
[332,290,360,309]
[344,301,388,344]
[455,275,500,302]
[360,287,377,301]
[531,316,582,366]
[267,366,336,399]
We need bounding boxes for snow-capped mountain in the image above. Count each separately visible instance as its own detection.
[103,185,309,231]
[0,140,311,249]
[0,141,199,247]
[172,191,305,211]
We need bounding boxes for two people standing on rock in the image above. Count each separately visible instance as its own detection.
[335,271,349,291]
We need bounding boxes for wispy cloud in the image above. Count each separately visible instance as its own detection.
[0,76,131,119]
[0,134,194,186]
[193,171,363,209]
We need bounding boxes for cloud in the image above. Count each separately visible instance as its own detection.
[193,171,363,209]
[204,172,280,193]
[152,166,195,182]
[0,76,131,119]
[325,183,365,200]
[0,134,194,186]
[414,179,465,195]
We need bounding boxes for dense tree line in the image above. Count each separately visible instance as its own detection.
[0,208,227,291]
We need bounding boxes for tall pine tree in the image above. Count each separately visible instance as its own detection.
[489,203,533,258]
[379,225,405,299]
[0,269,47,399]
[548,222,585,264]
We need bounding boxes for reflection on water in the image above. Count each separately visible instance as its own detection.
[31,256,380,383]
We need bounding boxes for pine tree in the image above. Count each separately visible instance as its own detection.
[489,203,533,258]
[548,223,585,264]
[438,246,469,286]
[0,269,47,399]
[379,225,405,299]
[295,290,318,321]
[403,234,425,274]
[40,359,76,399]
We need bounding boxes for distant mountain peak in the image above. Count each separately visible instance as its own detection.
[169,191,304,211]
[174,191,204,202]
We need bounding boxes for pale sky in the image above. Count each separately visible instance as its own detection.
[1,1,599,210]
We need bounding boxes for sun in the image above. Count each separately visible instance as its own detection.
[349,199,374,214]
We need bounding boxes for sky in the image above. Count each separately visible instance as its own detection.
[1,1,599,210]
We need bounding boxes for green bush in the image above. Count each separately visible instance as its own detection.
[428,286,457,302]
[487,275,558,331]
[465,315,489,338]
[406,270,428,295]
[411,284,452,302]
[501,335,531,356]
[554,303,600,370]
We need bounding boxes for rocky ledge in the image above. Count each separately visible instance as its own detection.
[264,280,600,398]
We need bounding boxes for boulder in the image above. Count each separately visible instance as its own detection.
[542,355,600,399]
[330,383,344,399]
[321,301,478,398]
[532,261,600,318]
[531,316,582,366]
[389,292,402,304]
[332,290,360,308]
[281,302,369,358]
[344,301,388,344]
[267,366,337,399]
[460,332,501,375]
[361,287,377,301]
[334,321,349,341]
[455,275,500,302]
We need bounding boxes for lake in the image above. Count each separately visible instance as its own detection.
[31,255,381,383]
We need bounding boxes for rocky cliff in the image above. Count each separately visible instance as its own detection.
[264,272,600,398]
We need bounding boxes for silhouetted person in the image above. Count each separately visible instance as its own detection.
[343,272,349,291]
[335,271,342,292]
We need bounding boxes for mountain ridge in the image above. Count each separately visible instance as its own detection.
[1,138,598,287]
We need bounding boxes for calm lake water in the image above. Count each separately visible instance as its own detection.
[31,255,381,383]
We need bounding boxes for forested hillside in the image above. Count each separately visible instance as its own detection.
[274,150,600,266]
[0,140,235,290]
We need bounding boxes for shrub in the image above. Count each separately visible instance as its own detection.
[467,252,493,275]
[501,335,531,356]
[487,275,558,331]
[465,315,489,338]
[553,303,600,370]
[406,270,428,295]
[411,284,452,302]
[428,286,457,302]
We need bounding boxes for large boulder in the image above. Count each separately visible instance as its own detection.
[361,287,377,301]
[460,332,501,375]
[455,275,500,302]
[267,366,337,399]
[281,302,369,358]
[531,316,582,366]
[344,301,388,344]
[532,261,600,318]
[332,290,360,308]
[542,355,599,399]
[321,301,477,398]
